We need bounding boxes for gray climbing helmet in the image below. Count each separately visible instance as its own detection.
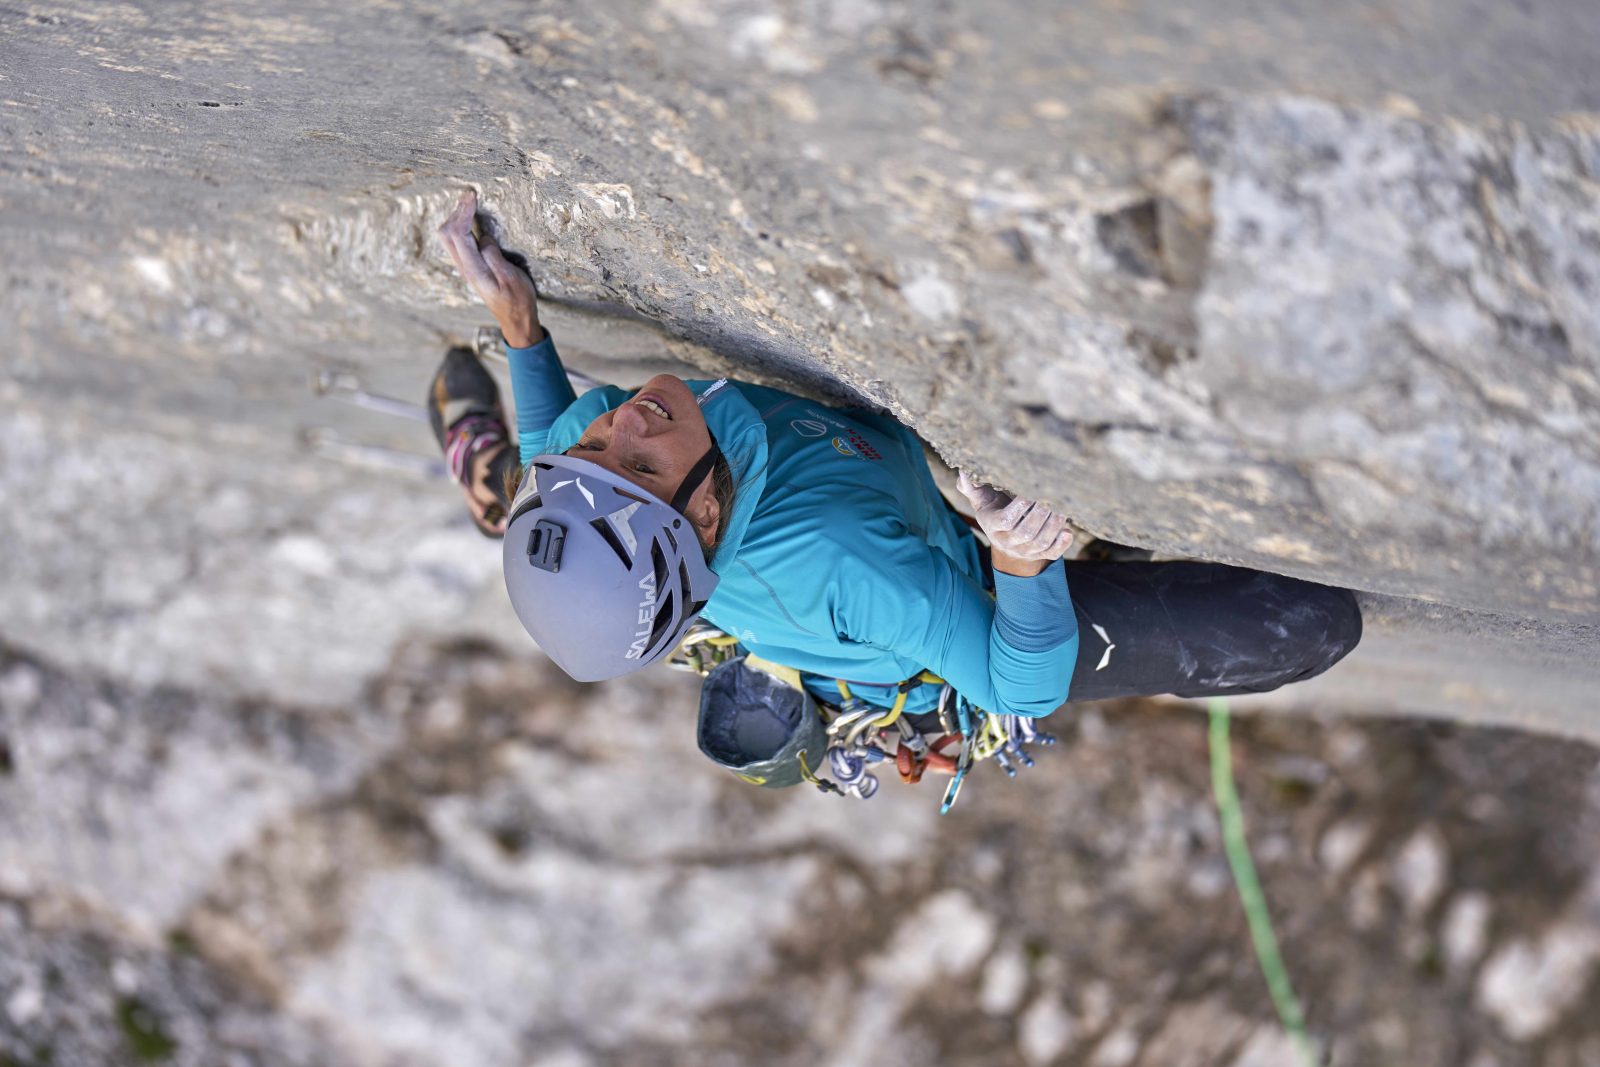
[503,452,721,681]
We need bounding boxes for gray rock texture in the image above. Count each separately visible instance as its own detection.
[4,0,1600,1063]
[4,642,1599,1066]
[4,0,1600,739]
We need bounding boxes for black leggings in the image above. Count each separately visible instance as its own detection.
[1059,561,1362,702]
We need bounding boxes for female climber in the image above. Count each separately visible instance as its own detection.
[428,190,1361,790]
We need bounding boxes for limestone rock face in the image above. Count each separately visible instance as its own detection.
[12,0,1600,607]
[4,3,1600,1063]
[1185,98,1600,617]
[5,0,1600,739]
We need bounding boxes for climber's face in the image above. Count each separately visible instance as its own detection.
[565,374,721,543]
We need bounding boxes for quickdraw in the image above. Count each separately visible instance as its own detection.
[896,732,960,783]
[824,675,1056,813]
[667,625,742,675]
[822,680,893,799]
[681,627,1057,813]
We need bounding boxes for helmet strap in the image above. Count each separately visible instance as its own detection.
[671,442,722,514]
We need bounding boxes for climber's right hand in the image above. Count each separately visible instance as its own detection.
[957,471,1079,574]
[437,189,543,348]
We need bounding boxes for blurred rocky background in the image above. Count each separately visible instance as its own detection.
[4,643,1599,1066]
[3,0,1600,1064]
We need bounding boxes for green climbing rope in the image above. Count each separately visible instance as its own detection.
[1208,698,1320,1067]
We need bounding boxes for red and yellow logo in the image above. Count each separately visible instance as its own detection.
[830,429,882,461]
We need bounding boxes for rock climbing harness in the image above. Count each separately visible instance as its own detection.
[667,624,744,676]
[681,628,1056,813]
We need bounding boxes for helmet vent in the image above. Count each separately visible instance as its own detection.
[679,560,707,632]
[641,541,675,655]
[589,518,633,567]
[650,541,668,588]
[678,560,695,614]
[507,493,541,525]
[646,589,677,654]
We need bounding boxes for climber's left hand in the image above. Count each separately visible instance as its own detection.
[437,189,543,348]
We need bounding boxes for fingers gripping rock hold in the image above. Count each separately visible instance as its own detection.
[437,189,542,348]
[957,471,1079,563]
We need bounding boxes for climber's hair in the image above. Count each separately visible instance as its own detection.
[503,453,735,563]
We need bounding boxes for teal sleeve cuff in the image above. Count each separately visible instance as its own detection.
[992,559,1076,653]
[506,331,577,461]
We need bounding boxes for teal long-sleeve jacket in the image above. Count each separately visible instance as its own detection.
[507,333,1079,718]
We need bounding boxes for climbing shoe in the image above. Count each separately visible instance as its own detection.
[427,346,516,538]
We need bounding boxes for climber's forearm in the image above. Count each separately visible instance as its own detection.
[506,331,578,461]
